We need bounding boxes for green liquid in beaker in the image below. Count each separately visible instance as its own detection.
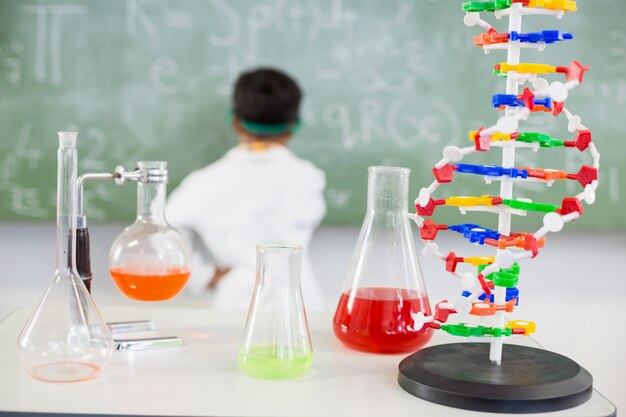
[239,344,313,379]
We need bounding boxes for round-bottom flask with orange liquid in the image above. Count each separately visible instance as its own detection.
[109,161,191,301]
[333,167,433,353]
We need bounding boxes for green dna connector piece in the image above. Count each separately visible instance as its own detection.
[479,263,520,288]
[440,323,474,337]
[479,262,520,276]
[491,271,519,288]
[502,199,558,213]
[482,327,513,337]
[440,323,513,338]
[517,132,565,148]
[462,0,511,12]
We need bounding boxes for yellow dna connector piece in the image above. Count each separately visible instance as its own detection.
[446,195,494,207]
[469,131,515,142]
[508,320,537,336]
[529,0,577,12]
[464,256,495,266]
[498,62,557,74]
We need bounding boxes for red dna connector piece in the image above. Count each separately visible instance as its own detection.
[524,235,540,258]
[434,300,454,323]
[521,87,536,111]
[416,198,445,216]
[552,101,564,116]
[474,127,491,151]
[420,219,448,240]
[433,164,456,183]
[572,166,598,187]
[564,130,592,152]
[564,60,590,84]
[559,197,584,216]
[477,273,492,296]
[446,252,464,273]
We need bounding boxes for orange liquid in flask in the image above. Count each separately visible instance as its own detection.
[110,266,191,301]
[333,287,433,353]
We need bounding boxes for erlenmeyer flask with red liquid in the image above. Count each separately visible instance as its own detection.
[333,166,433,353]
[109,161,191,301]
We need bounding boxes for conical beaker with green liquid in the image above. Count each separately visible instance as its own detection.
[239,244,313,379]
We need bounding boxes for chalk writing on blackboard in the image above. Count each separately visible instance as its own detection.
[149,56,180,95]
[127,0,157,36]
[608,30,626,74]
[0,40,23,87]
[21,4,87,85]
[0,0,622,224]
[163,8,194,30]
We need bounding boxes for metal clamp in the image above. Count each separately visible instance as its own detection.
[114,162,168,185]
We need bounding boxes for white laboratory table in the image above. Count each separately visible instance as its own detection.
[0,307,616,417]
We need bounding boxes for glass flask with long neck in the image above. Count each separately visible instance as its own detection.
[17,132,114,382]
[333,166,433,353]
[109,161,191,301]
[239,244,313,379]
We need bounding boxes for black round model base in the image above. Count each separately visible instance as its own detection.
[398,343,592,414]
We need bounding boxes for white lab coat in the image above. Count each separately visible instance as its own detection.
[166,145,326,310]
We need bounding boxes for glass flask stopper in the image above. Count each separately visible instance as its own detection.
[333,166,433,353]
[239,244,313,379]
[17,132,114,382]
[109,161,191,301]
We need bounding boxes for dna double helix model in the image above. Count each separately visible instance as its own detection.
[411,0,600,364]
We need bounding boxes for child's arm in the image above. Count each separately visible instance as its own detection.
[208,267,232,289]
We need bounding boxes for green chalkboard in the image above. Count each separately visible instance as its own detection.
[0,0,624,229]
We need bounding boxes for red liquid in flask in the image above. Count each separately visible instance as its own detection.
[110,266,190,301]
[333,287,433,353]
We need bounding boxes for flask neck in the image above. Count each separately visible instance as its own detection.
[136,182,167,224]
[367,167,410,213]
[56,133,78,275]
[256,244,303,288]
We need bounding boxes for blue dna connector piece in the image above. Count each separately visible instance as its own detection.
[461,287,520,304]
[492,94,552,109]
[448,223,501,245]
[509,30,573,44]
[454,163,529,179]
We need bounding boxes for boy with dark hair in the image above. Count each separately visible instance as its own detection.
[167,68,326,309]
